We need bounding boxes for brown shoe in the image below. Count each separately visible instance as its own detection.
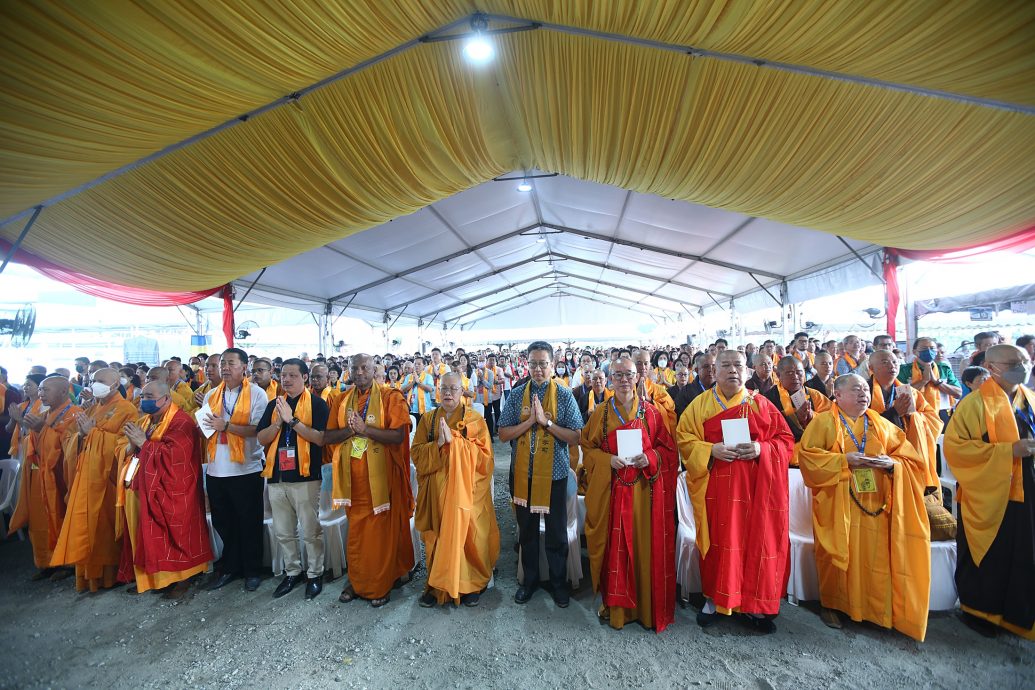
[820,607,843,629]
[161,580,192,601]
[50,567,74,581]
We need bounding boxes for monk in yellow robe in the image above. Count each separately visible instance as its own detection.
[633,350,676,438]
[327,354,414,607]
[8,376,81,579]
[192,354,222,408]
[762,357,832,466]
[116,381,213,599]
[581,358,679,632]
[799,374,931,640]
[868,350,940,491]
[166,359,198,413]
[945,344,1035,639]
[146,366,192,413]
[311,363,344,466]
[412,372,499,607]
[50,369,138,592]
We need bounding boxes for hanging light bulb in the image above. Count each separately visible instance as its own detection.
[516,179,532,192]
[462,15,494,64]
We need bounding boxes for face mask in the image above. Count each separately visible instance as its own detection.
[917,348,937,364]
[658,359,668,368]
[140,399,161,414]
[120,376,129,386]
[556,366,566,376]
[75,364,86,374]
[90,382,111,398]
[995,364,1030,386]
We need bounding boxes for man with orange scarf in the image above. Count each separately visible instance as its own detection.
[946,344,1035,639]
[581,357,679,632]
[412,372,499,608]
[50,368,138,592]
[256,358,329,600]
[326,353,413,607]
[202,347,268,592]
[799,374,931,639]
[676,350,794,634]
[763,357,832,466]
[897,336,961,429]
[117,380,212,600]
[9,375,81,580]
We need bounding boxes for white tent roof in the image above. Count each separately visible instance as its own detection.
[230,172,879,329]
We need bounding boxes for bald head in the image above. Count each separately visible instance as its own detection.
[984,343,1028,366]
[146,366,170,385]
[350,353,374,389]
[142,380,171,398]
[39,375,69,407]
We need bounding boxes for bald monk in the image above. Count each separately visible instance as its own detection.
[311,363,344,467]
[117,381,213,599]
[764,357,832,466]
[165,359,198,413]
[325,354,414,607]
[945,344,1035,639]
[7,374,44,461]
[799,374,931,640]
[412,372,500,607]
[632,350,677,438]
[250,357,279,401]
[868,350,941,491]
[50,369,139,591]
[676,350,794,633]
[193,354,222,408]
[147,366,192,412]
[581,357,679,632]
[8,376,81,580]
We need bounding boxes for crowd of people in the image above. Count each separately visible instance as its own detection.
[1,329,1033,642]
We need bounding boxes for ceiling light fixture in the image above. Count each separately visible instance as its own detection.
[462,15,494,64]
[517,179,532,192]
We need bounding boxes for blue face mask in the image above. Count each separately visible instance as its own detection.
[917,348,937,364]
[140,399,161,414]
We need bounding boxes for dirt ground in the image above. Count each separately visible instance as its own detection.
[1,440,1032,689]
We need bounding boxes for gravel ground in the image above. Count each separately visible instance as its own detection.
[1,440,1032,689]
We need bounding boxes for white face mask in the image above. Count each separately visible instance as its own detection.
[119,376,129,386]
[90,382,112,398]
[658,358,668,368]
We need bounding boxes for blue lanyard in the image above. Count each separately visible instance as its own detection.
[48,403,73,428]
[352,389,371,419]
[222,386,242,420]
[610,397,641,426]
[712,387,727,410]
[838,412,868,452]
[1016,402,1035,439]
[885,383,896,406]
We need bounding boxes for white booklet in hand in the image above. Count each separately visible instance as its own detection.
[720,418,752,447]
[790,388,808,409]
[616,429,643,465]
[195,403,215,438]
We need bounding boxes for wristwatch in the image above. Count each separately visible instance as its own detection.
[289,417,300,428]
[546,419,553,429]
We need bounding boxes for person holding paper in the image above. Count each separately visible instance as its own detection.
[945,344,1035,639]
[411,372,500,608]
[764,357,832,466]
[256,359,329,600]
[580,357,679,632]
[798,373,931,639]
[325,353,414,607]
[676,350,794,633]
[116,381,213,599]
[49,368,139,592]
[868,350,941,492]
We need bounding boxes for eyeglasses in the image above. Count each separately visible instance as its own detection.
[528,361,551,369]
[440,386,463,393]
[612,372,636,380]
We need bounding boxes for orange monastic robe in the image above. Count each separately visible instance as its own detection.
[869,378,940,490]
[336,385,414,599]
[50,395,138,591]
[9,403,81,568]
[642,379,677,440]
[412,404,499,604]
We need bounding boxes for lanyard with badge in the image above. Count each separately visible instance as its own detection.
[278,401,298,472]
[840,411,882,503]
[350,393,372,460]
[219,388,241,445]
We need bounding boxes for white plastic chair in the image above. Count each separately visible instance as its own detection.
[472,402,485,417]
[516,468,582,588]
[675,472,701,599]
[929,540,959,611]
[319,463,348,580]
[205,512,223,564]
[937,435,958,517]
[0,458,24,540]
[787,468,820,604]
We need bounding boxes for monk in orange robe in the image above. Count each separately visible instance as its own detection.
[763,356,832,466]
[412,372,499,607]
[327,354,414,607]
[191,354,222,408]
[581,357,679,632]
[633,350,677,438]
[117,381,212,599]
[50,368,138,592]
[8,376,81,579]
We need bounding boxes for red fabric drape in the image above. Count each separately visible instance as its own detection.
[882,226,1035,340]
[222,286,235,348]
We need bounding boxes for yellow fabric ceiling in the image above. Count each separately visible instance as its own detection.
[1,1,1033,292]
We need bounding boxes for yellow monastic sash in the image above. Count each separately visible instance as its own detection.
[117,404,177,510]
[334,384,391,513]
[513,380,557,513]
[980,381,1032,506]
[262,388,313,478]
[206,378,253,463]
[587,388,612,414]
[911,361,941,412]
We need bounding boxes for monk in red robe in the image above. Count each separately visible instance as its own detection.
[581,357,679,632]
[676,350,794,633]
[117,381,212,599]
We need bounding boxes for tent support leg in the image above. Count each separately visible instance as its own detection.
[0,205,42,275]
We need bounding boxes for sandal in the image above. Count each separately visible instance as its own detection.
[338,585,357,603]
[370,593,391,608]
[393,566,418,589]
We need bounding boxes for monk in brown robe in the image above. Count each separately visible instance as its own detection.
[326,354,414,607]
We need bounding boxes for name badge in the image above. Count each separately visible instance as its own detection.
[852,468,878,494]
[351,437,368,459]
[278,447,297,471]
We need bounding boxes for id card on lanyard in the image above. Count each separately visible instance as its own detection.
[219,388,241,445]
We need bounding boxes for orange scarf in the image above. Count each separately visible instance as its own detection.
[841,353,858,370]
[262,389,313,478]
[263,380,279,401]
[206,378,253,462]
[911,361,941,412]
[9,399,41,457]
[586,388,612,414]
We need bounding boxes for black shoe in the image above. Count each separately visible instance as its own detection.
[514,585,536,604]
[460,591,481,607]
[273,574,303,599]
[741,614,777,634]
[960,612,998,638]
[551,586,570,609]
[697,611,718,628]
[206,572,239,591]
[244,576,261,592]
[304,579,322,600]
[418,590,437,608]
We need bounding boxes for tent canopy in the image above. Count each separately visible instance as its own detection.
[2,2,1033,311]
